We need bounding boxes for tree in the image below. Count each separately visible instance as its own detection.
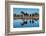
[29,20,31,23]
[24,13,29,16]
[35,13,39,16]
[21,21,27,26]
[17,15,20,17]
[21,11,25,14]
[23,21,27,24]
[32,20,34,23]
[32,13,35,16]
[30,14,31,16]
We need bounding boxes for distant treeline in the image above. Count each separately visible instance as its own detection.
[14,11,39,17]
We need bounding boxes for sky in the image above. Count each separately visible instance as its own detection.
[13,8,39,14]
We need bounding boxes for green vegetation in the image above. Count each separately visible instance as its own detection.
[14,11,39,17]
[32,13,35,16]
[34,13,39,16]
